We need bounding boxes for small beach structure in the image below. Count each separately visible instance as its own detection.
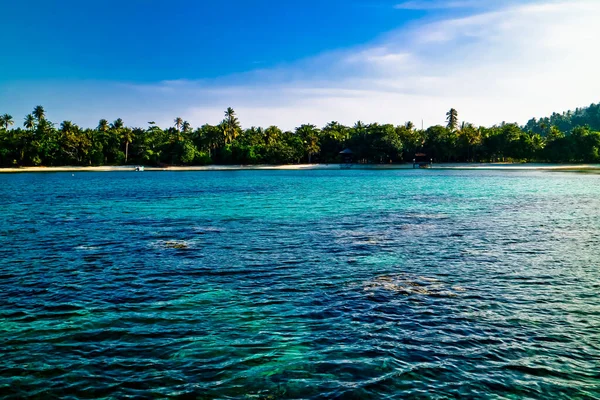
[413,153,432,169]
[135,166,144,172]
[339,148,354,164]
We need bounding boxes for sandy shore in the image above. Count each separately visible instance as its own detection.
[1,163,600,173]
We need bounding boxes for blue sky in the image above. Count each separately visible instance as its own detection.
[1,0,599,129]
[2,0,433,81]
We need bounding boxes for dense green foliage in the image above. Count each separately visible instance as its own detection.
[525,103,600,135]
[1,103,600,166]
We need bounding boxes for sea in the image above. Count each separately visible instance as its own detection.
[0,170,599,398]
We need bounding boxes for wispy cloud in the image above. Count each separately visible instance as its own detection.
[2,0,599,130]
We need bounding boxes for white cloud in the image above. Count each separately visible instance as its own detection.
[2,0,599,130]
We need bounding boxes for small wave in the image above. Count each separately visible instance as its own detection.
[75,245,100,251]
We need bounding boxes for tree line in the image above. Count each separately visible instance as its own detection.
[1,103,600,167]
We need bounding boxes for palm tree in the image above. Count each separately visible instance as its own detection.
[223,107,240,144]
[24,114,35,130]
[107,118,125,163]
[97,119,109,132]
[111,118,124,130]
[405,121,414,131]
[323,121,343,138]
[33,105,45,122]
[60,120,74,133]
[296,124,320,163]
[95,120,110,160]
[532,134,545,153]
[460,121,474,131]
[353,121,367,140]
[182,121,191,133]
[446,108,458,131]
[122,128,134,163]
[354,121,366,135]
[37,118,54,136]
[174,117,183,132]
[1,114,14,130]
[265,126,282,146]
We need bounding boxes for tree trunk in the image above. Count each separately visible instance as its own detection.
[125,141,129,164]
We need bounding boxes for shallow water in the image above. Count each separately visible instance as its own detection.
[1,170,599,399]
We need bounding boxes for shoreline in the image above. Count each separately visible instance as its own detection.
[1,163,600,173]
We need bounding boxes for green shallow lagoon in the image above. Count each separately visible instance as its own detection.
[1,170,599,398]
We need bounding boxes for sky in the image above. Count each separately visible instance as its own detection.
[1,0,599,130]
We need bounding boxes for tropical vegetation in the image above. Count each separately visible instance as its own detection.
[1,103,600,167]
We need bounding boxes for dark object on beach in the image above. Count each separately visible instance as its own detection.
[339,148,354,164]
[413,153,433,169]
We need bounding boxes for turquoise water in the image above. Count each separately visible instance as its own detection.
[1,170,599,399]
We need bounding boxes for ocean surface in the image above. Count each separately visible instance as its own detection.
[1,170,599,399]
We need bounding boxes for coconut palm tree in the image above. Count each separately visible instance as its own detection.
[33,105,45,122]
[296,124,320,163]
[60,120,74,133]
[323,121,346,140]
[94,120,110,161]
[265,126,282,146]
[353,121,367,138]
[24,114,35,130]
[111,118,124,130]
[122,128,134,163]
[97,119,109,132]
[105,118,125,163]
[0,114,14,130]
[446,108,458,131]
[223,107,240,144]
[174,117,183,132]
[182,121,191,133]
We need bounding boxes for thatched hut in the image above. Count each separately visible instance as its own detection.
[339,148,354,164]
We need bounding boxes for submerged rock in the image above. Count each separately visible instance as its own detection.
[164,241,188,249]
[363,274,461,297]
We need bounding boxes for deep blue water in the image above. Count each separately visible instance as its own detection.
[1,170,599,399]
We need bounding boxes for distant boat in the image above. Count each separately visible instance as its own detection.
[135,166,144,172]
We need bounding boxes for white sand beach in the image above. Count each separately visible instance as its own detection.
[2,163,600,173]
